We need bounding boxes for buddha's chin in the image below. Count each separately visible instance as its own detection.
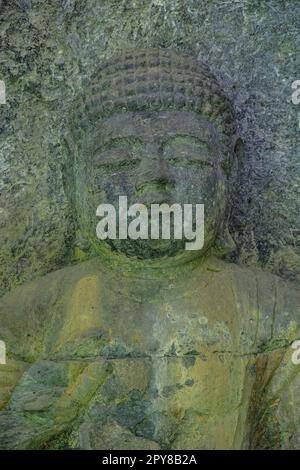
[104,238,187,260]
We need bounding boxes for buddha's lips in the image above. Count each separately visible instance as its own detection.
[133,193,175,207]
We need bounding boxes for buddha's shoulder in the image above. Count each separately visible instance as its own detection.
[203,258,300,328]
[1,258,104,306]
[204,257,299,292]
[0,260,105,356]
[198,258,299,314]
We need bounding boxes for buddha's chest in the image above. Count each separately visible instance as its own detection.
[49,272,253,360]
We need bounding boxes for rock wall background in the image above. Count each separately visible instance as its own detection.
[0,0,299,295]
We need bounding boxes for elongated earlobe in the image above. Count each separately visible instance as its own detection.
[213,225,236,257]
[234,137,244,169]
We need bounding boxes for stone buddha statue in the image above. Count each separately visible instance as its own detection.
[0,49,299,450]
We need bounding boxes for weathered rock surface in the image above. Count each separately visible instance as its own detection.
[0,1,300,294]
[0,0,299,451]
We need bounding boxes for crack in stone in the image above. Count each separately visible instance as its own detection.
[42,341,299,363]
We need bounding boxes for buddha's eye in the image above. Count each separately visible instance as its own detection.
[94,152,141,172]
[163,136,214,169]
[167,157,213,168]
[93,138,142,173]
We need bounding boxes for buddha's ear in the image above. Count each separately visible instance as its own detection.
[233,136,245,170]
[213,224,236,257]
[73,230,91,260]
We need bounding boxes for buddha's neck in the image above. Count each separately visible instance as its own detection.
[90,243,211,281]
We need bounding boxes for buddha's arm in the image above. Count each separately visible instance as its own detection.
[249,277,300,449]
[0,271,65,410]
[0,266,114,449]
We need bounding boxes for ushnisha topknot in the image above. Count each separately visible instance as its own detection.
[77,48,236,141]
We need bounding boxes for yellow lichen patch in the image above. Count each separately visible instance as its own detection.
[57,276,102,347]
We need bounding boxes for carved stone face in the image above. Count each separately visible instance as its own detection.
[77,109,231,260]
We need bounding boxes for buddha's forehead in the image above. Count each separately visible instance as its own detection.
[92,110,222,147]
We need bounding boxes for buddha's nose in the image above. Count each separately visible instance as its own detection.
[135,144,175,201]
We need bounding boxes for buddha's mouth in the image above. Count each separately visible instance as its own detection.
[134,193,174,208]
[104,237,187,260]
[135,181,175,199]
[95,196,205,258]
